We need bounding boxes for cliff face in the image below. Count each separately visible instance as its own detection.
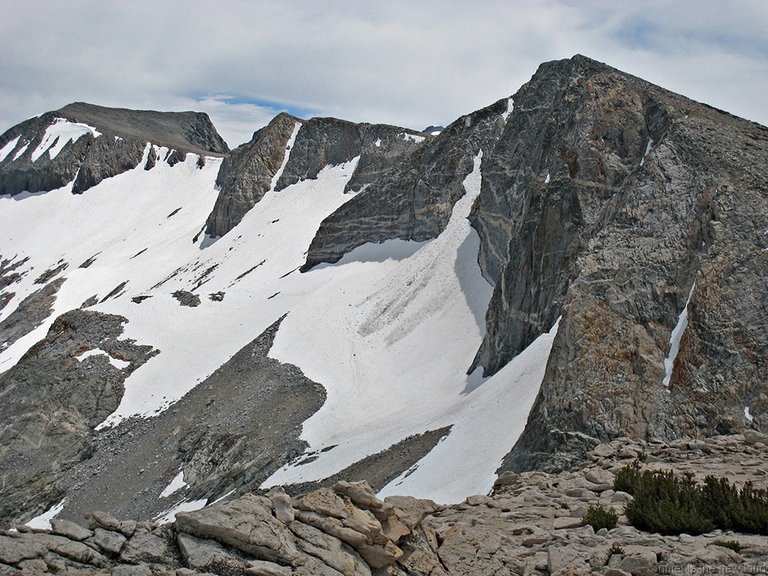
[465,56,768,472]
[301,98,509,269]
[206,114,426,239]
[205,113,303,238]
[0,102,228,196]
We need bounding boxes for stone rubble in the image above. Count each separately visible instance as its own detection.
[1,433,766,575]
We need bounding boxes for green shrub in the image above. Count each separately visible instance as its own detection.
[711,540,741,553]
[613,464,768,536]
[614,461,641,494]
[608,543,625,556]
[582,501,619,530]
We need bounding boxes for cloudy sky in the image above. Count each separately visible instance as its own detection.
[1,0,766,147]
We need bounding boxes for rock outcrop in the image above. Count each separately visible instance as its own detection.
[0,102,228,196]
[205,113,303,238]
[205,114,426,239]
[462,55,768,473]
[301,98,508,269]
[0,309,158,528]
[2,434,766,576]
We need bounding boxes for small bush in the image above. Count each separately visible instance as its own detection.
[613,461,641,493]
[582,501,619,530]
[614,464,768,536]
[608,543,625,556]
[711,540,741,553]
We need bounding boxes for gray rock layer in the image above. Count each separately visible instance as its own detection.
[205,113,303,238]
[301,98,508,270]
[0,102,228,196]
[206,114,426,239]
[0,309,158,527]
[464,55,768,472]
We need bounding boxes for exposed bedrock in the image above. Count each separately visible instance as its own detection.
[205,113,303,238]
[205,114,426,239]
[301,97,509,270]
[468,55,768,472]
[0,309,158,527]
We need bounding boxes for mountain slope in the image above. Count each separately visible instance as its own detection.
[468,55,768,472]
[1,55,767,530]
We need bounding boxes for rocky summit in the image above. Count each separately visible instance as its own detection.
[0,54,767,573]
[0,102,228,196]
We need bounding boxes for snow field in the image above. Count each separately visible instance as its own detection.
[0,146,223,376]
[1,139,558,504]
[263,152,559,502]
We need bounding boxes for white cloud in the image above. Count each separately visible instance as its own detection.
[0,0,766,146]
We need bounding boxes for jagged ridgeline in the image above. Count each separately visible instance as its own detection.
[0,55,767,534]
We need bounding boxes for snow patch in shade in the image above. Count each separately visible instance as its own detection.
[154,498,207,524]
[160,471,188,498]
[663,282,695,387]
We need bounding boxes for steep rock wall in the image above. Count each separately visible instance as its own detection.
[467,56,768,472]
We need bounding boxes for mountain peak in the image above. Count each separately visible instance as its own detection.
[0,102,229,196]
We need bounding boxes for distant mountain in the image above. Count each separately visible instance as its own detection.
[0,102,228,196]
[423,125,444,135]
[0,55,766,532]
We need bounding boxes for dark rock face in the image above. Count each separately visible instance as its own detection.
[206,113,427,239]
[301,98,508,270]
[463,55,768,472]
[0,102,228,196]
[0,309,158,527]
[205,113,303,238]
[275,117,426,195]
[0,277,64,353]
[58,102,229,156]
[44,317,325,526]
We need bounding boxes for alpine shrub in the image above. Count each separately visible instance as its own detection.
[614,464,768,536]
[582,501,618,530]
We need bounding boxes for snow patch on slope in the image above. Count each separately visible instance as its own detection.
[271,122,302,190]
[25,499,66,530]
[13,142,29,160]
[0,136,21,162]
[263,151,555,502]
[75,348,130,370]
[401,132,425,143]
[160,471,188,498]
[154,498,207,524]
[640,137,654,166]
[31,118,101,162]
[663,282,695,387]
[502,97,514,121]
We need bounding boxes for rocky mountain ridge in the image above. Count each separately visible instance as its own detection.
[0,54,766,537]
[0,102,228,196]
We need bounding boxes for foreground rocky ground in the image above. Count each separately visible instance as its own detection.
[1,432,767,576]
